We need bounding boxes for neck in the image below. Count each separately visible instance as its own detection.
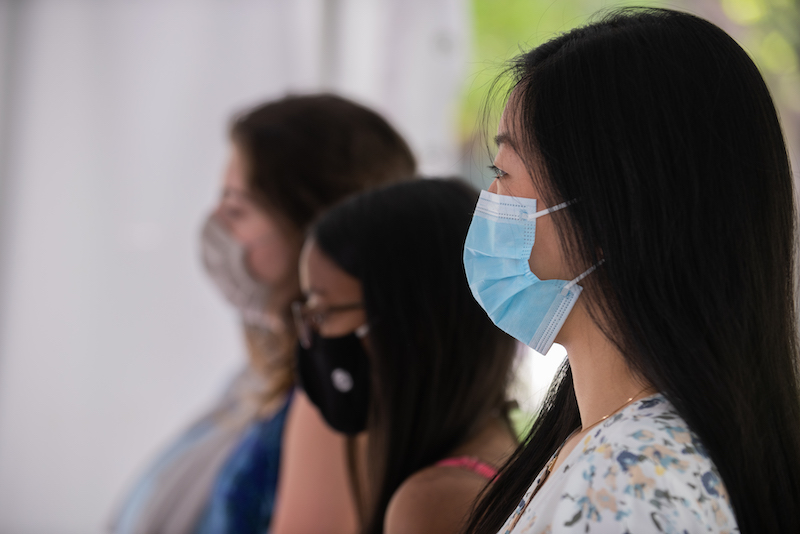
[447,414,518,466]
[559,301,653,429]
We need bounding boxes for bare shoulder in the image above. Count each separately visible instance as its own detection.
[384,464,490,534]
[270,391,358,534]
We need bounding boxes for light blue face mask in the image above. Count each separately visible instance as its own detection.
[463,190,597,355]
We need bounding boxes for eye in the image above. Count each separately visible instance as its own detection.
[309,310,327,329]
[220,197,254,221]
[488,165,508,178]
[223,207,246,220]
[299,304,327,330]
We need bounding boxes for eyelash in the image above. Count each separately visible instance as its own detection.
[488,165,507,178]
[222,205,247,220]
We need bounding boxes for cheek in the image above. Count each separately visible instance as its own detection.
[246,233,298,284]
[224,211,267,244]
[318,310,368,338]
[527,216,567,280]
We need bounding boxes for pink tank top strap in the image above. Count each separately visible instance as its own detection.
[436,455,498,480]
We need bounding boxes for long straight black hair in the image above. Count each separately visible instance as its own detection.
[312,179,518,534]
[466,8,800,533]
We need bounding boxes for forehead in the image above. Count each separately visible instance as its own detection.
[223,143,248,192]
[494,99,526,164]
[300,240,362,299]
[495,94,526,152]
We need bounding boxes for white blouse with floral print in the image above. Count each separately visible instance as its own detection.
[499,394,738,534]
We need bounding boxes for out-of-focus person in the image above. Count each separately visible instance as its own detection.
[277,179,518,534]
[110,94,416,534]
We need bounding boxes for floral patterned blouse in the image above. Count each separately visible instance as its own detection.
[499,394,738,534]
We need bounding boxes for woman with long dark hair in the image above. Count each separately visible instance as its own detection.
[292,179,518,534]
[463,8,800,534]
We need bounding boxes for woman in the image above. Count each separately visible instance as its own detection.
[112,94,416,534]
[291,179,518,534]
[463,8,800,534]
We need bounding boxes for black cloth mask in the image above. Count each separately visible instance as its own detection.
[296,330,371,435]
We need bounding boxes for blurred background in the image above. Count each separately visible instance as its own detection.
[0,0,796,532]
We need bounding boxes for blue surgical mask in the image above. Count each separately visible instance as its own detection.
[463,190,597,355]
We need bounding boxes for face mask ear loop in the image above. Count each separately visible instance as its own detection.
[524,199,576,220]
[563,259,606,293]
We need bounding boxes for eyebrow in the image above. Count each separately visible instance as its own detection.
[494,133,516,149]
[222,188,249,201]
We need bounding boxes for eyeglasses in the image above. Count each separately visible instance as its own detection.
[291,300,364,349]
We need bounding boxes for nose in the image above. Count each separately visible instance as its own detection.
[488,179,499,194]
[211,203,232,231]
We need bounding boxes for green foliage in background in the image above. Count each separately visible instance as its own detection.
[457,1,664,189]
[721,0,800,113]
[459,0,662,142]
[460,0,800,142]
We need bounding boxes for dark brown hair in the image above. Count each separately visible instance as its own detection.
[232,94,417,411]
[231,93,417,232]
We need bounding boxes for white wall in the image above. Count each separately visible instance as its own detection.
[0,1,468,533]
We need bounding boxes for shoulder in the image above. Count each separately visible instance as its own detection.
[384,463,490,534]
[269,391,358,534]
[538,395,737,533]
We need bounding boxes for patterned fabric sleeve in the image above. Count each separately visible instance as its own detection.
[507,396,737,534]
[541,440,718,533]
